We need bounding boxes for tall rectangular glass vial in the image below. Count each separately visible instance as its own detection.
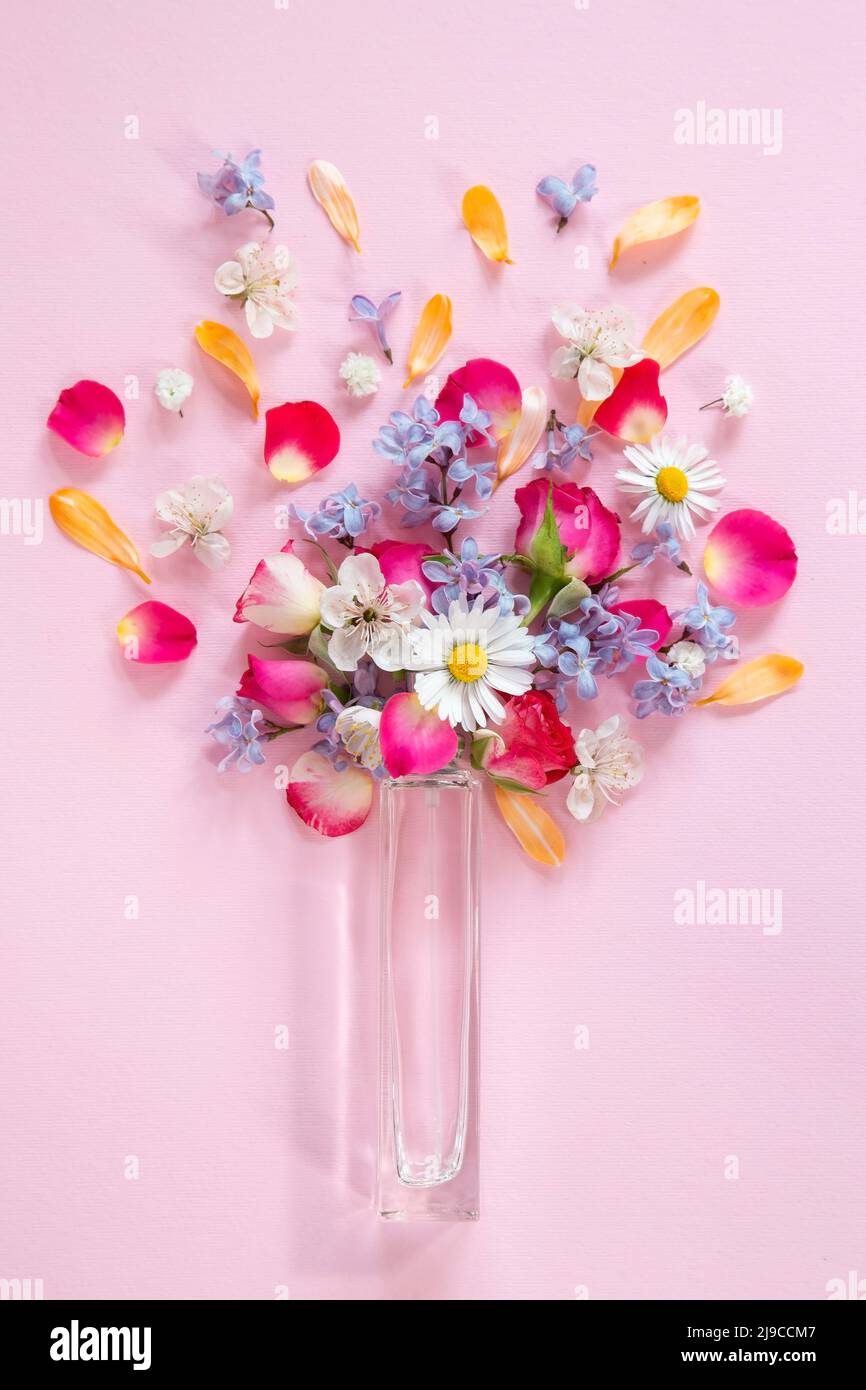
[376,772,480,1220]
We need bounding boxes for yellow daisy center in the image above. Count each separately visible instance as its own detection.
[655,465,689,503]
[448,641,489,683]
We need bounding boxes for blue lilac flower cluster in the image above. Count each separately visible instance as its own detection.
[421,537,530,617]
[630,521,690,573]
[289,483,381,543]
[631,584,738,718]
[197,149,275,219]
[530,413,594,473]
[534,582,659,708]
[375,394,495,534]
[206,696,270,771]
[676,582,737,662]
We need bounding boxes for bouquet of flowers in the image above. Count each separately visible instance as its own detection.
[45,155,802,866]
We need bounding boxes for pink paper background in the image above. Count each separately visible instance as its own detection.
[2,0,863,1301]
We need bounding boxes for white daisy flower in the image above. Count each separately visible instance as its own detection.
[408,595,535,733]
[319,552,424,672]
[614,434,725,540]
[566,715,643,824]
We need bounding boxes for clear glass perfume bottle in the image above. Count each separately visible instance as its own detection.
[376,772,480,1220]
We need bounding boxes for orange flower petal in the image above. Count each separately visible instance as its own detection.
[496,386,548,484]
[403,293,453,388]
[642,288,720,371]
[493,785,565,866]
[462,185,513,264]
[609,196,701,271]
[194,321,260,418]
[50,488,151,583]
[695,654,804,707]
[308,160,361,253]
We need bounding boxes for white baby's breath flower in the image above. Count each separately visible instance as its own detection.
[155,368,193,413]
[667,640,706,679]
[721,374,754,417]
[339,351,381,398]
[150,474,233,570]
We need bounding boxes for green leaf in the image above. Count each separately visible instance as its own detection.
[548,576,591,618]
[524,569,567,625]
[529,484,567,578]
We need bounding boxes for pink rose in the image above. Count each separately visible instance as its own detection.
[236,654,327,726]
[514,479,620,584]
[481,690,577,791]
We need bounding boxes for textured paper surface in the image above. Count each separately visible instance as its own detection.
[1,0,863,1300]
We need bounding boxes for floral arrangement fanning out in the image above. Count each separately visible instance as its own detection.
[44,152,802,865]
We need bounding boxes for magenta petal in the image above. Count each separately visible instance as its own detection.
[704,509,798,607]
[47,380,125,458]
[362,539,435,600]
[286,750,373,836]
[237,654,327,725]
[435,358,521,444]
[264,400,341,483]
[593,359,667,443]
[117,601,196,663]
[611,598,672,650]
[380,692,458,776]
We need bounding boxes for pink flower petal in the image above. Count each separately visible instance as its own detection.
[233,544,324,634]
[237,653,327,725]
[360,539,435,600]
[116,600,196,663]
[611,598,672,650]
[286,750,373,836]
[264,400,341,483]
[47,380,125,458]
[379,692,458,776]
[703,509,798,607]
[593,359,667,443]
[435,358,521,444]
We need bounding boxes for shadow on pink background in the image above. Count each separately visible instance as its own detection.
[0,0,863,1299]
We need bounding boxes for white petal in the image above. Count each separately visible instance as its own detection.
[336,551,384,598]
[214,260,245,295]
[193,532,231,570]
[245,298,275,338]
[577,356,614,401]
[150,531,188,558]
[327,624,367,671]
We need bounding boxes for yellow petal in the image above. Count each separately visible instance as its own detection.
[495,387,548,484]
[308,159,361,253]
[403,294,453,388]
[462,185,513,264]
[642,288,720,371]
[194,321,260,418]
[695,654,804,707]
[49,488,151,583]
[494,785,565,867]
[609,196,701,271]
